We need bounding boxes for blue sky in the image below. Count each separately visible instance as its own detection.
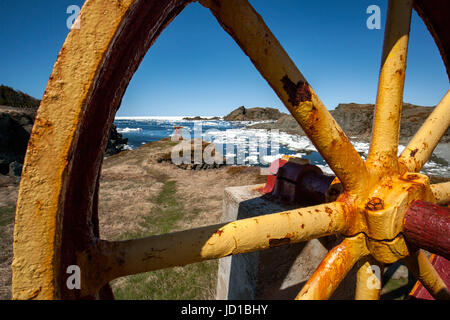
[0,0,448,116]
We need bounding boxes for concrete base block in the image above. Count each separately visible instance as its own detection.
[216,184,356,300]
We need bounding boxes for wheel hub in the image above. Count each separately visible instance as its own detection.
[339,172,436,263]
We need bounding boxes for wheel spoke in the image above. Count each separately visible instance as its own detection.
[199,0,368,195]
[366,0,413,175]
[399,91,450,173]
[78,202,348,295]
[295,234,369,300]
[403,250,450,299]
[355,256,383,300]
[431,182,450,205]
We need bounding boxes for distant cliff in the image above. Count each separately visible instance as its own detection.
[0,85,40,109]
[246,103,450,144]
[224,106,283,121]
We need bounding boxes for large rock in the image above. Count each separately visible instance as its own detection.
[224,106,283,121]
[0,108,35,175]
[105,124,129,157]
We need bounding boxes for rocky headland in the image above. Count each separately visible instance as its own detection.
[243,103,450,143]
[223,106,283,121]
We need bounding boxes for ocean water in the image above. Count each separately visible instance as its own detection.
[114,117,449,178]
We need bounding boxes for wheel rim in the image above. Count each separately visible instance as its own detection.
[12,0,450,300]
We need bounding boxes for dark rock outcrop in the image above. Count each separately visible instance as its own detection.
[105,124,128,157]
[0,106,128,177]
[0,107,36,175]
[224,106,283,121]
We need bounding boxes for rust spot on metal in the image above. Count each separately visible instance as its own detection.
[214,229,224,236]
[35,117,53,128]
[395,69,403,76]
[410,148,419,157]
[35,200,43,211]
[406,174,420,181]
[365,197,384,211]
[281,75,312,106]
[325,207,333,215]
[269,237,291,247]
[301,224,305,229]
[285,232,295,238]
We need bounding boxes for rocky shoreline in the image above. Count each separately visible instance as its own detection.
[217,104,450,167]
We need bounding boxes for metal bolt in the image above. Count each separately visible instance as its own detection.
[365,197,384,211]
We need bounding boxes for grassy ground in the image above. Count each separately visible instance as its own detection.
[111,178,218,300]
[381,276,416,300]
[0,206,15,227]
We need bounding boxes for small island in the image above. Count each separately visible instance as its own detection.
[182,116,220,121]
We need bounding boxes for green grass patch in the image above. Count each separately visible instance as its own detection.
[140,180,183,236]
[381,277,415,300]
[112,180,218,300]
[0,206,15,227]
[113,260,217,300]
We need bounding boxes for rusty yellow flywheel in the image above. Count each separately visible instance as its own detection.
[11,0,450,300]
